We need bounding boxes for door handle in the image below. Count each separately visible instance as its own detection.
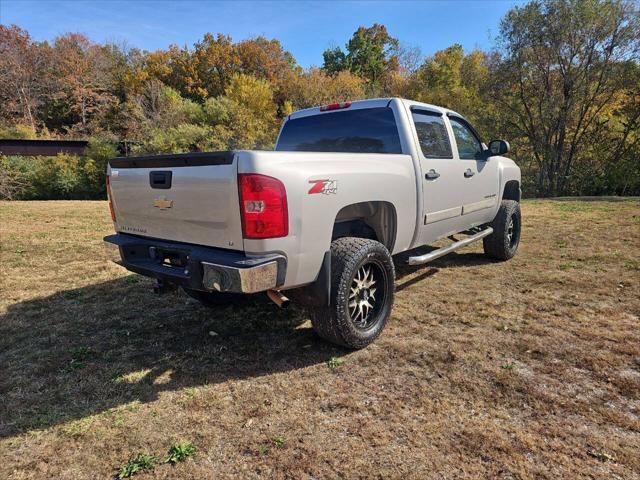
[464,168,475,178]
[425,169,440,180]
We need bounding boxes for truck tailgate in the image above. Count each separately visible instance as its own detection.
[107,152,243,250]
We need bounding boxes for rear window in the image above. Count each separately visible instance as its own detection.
[276,107,402,154]
[412,111,453,158]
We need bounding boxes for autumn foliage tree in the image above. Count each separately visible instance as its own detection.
[49,34,117,134]
[0,25,49,133]
[492,0,639,196]
[0,0,638,199]
[285,68,366,109]
[403,45,489,125]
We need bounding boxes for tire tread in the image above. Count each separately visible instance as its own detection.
[310,237,394,349]
[483,199,521,260]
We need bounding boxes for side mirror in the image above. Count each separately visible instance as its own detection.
[488,139,510,156]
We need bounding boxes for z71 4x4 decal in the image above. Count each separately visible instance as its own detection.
[308,179,338,195]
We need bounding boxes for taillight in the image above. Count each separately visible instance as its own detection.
[319,101,352,112]
[238,173,288,239]
[106,175,116,221]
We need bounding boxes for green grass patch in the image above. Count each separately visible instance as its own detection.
[558,262,580,270]
[165,442,196,464]
[60,416,96,437]
[30,409,66,429]
[184,387,199,398]
[63,346,95,372]
[62,289,83,300]
[71,346,94,361]
[623,260,639,271]
[555,202,593,213]
[63,360,85,372]
[117,453,157,478]
[272,435,285,448]
[327,357,345,369]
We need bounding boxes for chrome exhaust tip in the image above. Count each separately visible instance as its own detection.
[267,289,290,308]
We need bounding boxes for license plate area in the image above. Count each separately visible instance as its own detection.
[149,246,188,268]
[121,243,190,270]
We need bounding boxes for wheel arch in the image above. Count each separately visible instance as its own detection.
[331,201,397,252]
[502,180,521,202]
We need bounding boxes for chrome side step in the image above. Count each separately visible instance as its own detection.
[407,227,493,266]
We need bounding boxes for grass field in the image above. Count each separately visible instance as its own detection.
[1,199,639,479]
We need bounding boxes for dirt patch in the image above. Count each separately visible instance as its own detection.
[1,199,639,479]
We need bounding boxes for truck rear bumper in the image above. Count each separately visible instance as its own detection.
[103,233,286,294]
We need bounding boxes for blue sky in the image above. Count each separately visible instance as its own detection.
[1,0,522,67]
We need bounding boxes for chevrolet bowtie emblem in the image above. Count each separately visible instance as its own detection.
[153,197,173,210]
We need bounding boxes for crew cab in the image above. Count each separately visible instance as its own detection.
[104,98,521,348]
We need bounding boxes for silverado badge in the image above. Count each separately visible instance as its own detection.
[153,197,173,210]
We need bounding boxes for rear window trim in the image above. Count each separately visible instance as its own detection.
[109,151,235,169]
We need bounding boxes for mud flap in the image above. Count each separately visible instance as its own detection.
[313,250,331,307]
[287,250,331,307]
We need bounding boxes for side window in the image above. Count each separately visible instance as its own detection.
[449,117,483,160]
[411,111,452,158]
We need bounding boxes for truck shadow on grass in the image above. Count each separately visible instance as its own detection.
[0,277,343,438]
[0,251,483,438]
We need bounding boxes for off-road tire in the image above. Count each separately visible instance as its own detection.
[182,287,242,307]
[483,199,521,260]
[310,237,395,349]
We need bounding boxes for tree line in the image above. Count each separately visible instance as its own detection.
[1,0,638,199]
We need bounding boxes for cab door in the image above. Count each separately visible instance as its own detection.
[448,115,500,224]
[411,109,467,243]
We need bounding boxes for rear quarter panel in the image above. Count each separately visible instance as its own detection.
[237,150,416,288]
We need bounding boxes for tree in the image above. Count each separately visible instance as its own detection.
[322,47,347,75]
[401,45,490,134]
[192,33,238,100]
[0,159,28,200]
[236,36,296,84]
[235,36,298,106]
[322,24,400,87]
[2,13,639,198]
[493,0,640,196]
[285,68,366,109]
[203,73,279,149]
[134,81,203,129]
[569,61,640,195]
[0,25,50,131]
[50,33,117,134]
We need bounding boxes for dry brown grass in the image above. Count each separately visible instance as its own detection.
[1,199,639,479]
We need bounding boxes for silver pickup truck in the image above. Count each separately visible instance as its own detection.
[104,98,521,348]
